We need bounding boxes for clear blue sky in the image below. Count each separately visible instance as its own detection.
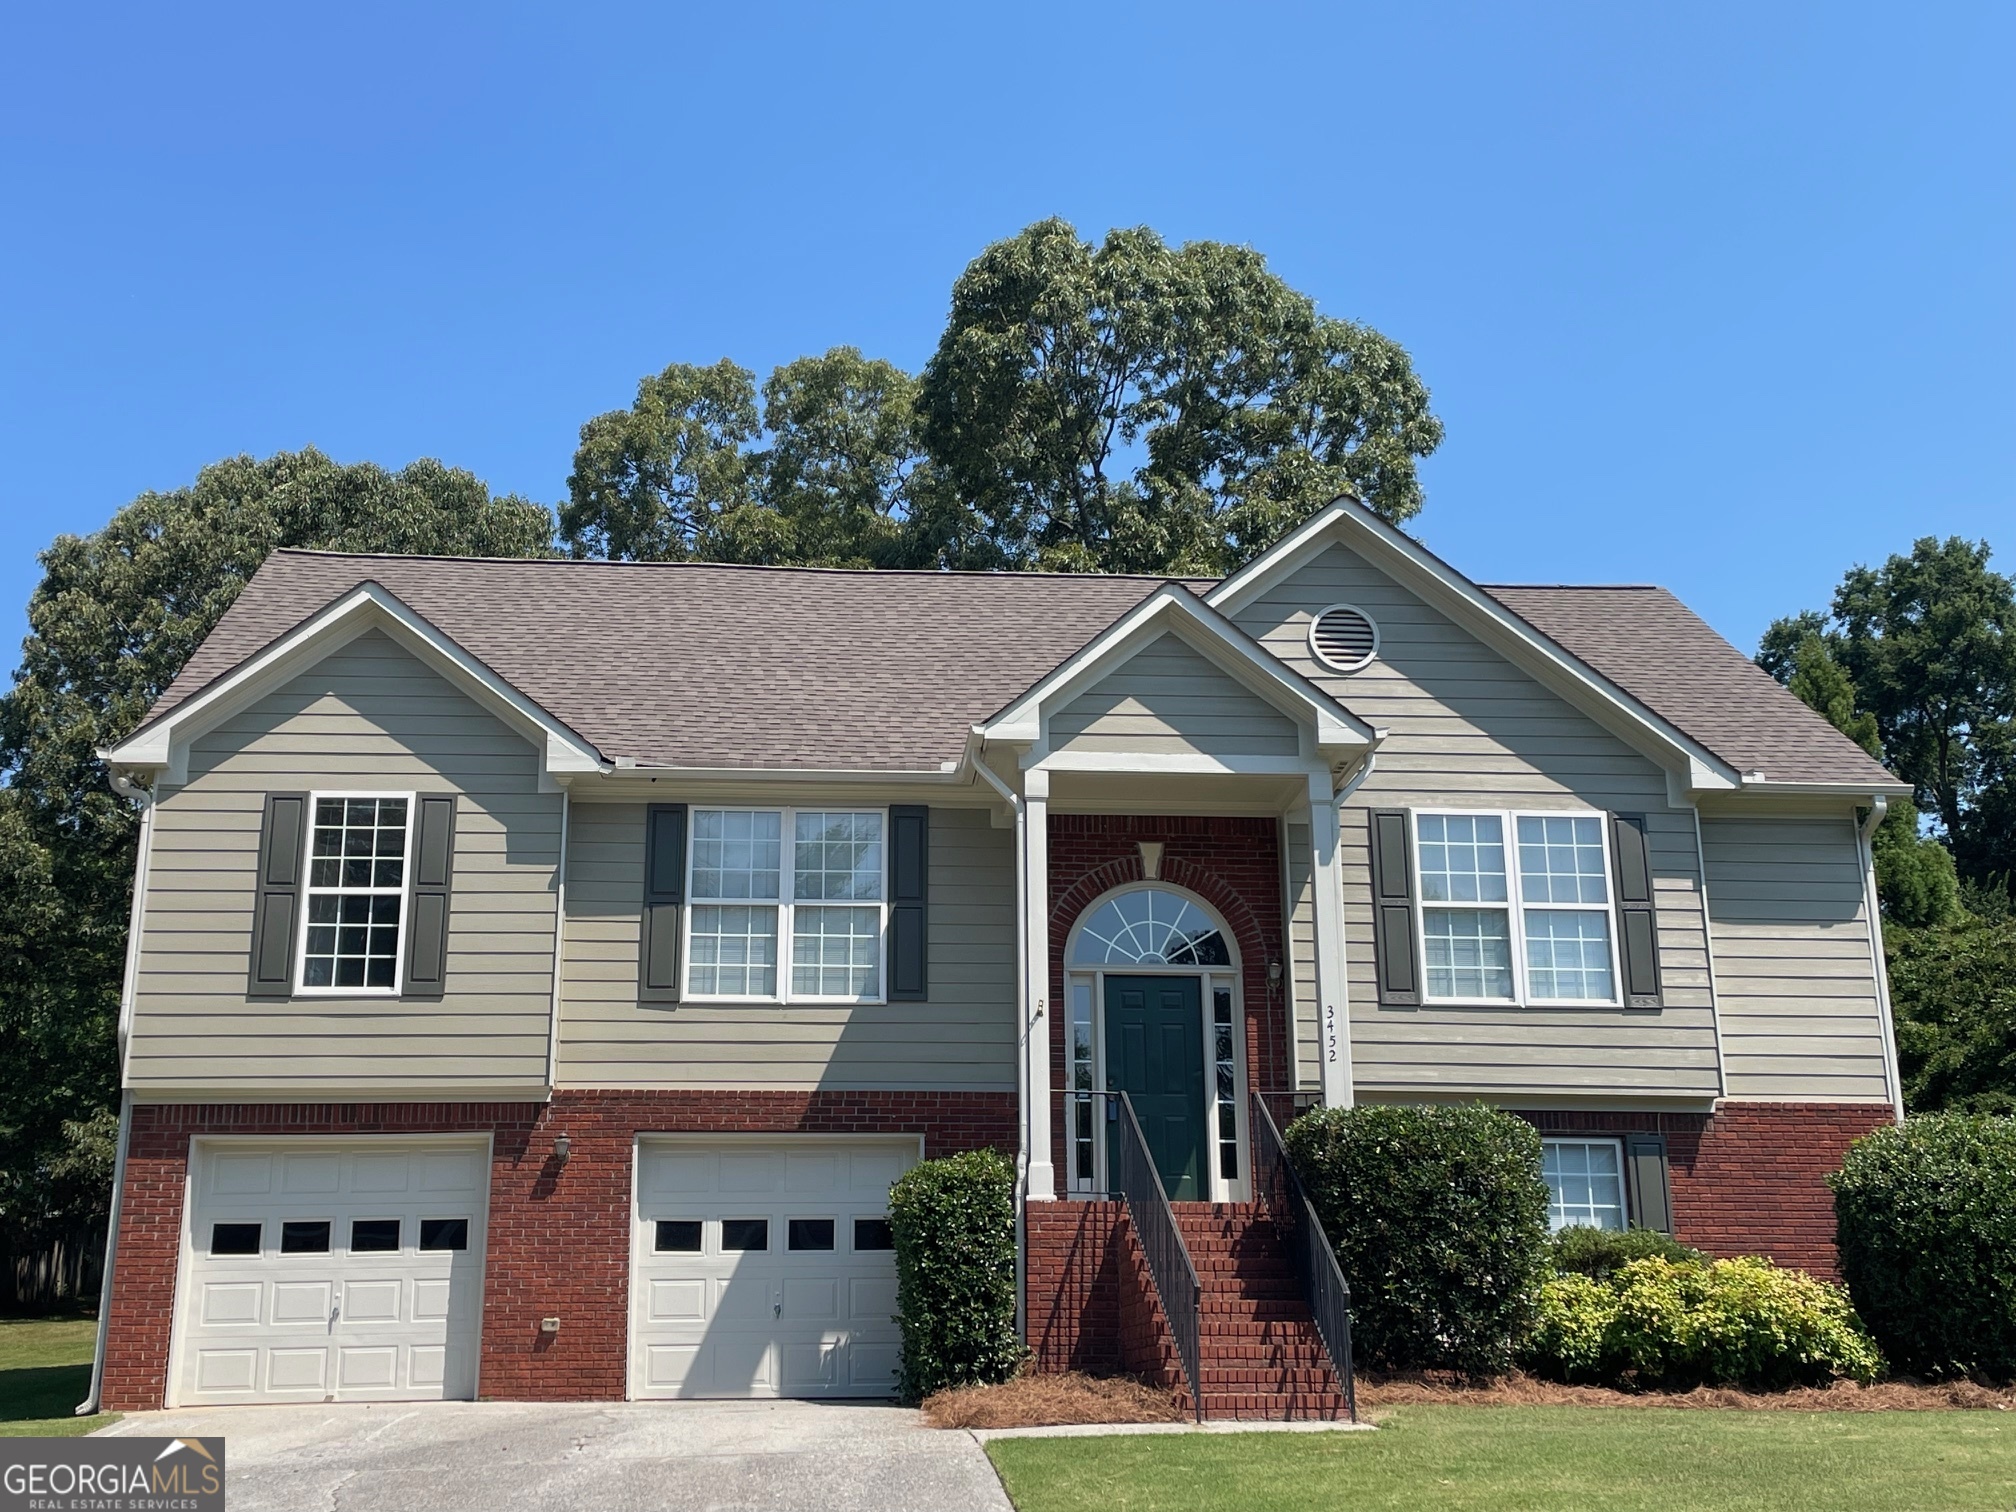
[2,2,2009,660]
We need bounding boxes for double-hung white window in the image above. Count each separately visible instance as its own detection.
[297,793,412,993]
[1542,1137,1627,1231]
[683,808,886,1002]
[1414,810,1618,1006]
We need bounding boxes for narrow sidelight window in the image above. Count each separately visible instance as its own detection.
[1213,987,1238,1181]
[280,1220,331,1254]
[419,1217,469,1252]
[654,1220,703,1253]
[210,1222,261,1257]
[350,1219,400,1252]
[720,1218,769,1252]
[787,1219,835,1252]
[300,795,411,991]
[853,1218,894,1252]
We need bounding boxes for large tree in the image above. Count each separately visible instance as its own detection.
[0,449,553,1268]
[561,221,1443,574]
[1760,536,2016,886]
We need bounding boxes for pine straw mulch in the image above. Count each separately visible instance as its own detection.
[1356,1370,2016,1413]
[921,1371,1187,1429]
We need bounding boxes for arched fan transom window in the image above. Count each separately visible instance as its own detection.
[1070,888,1231,967]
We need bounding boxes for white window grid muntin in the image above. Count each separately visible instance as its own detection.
[1409,808,1622,1008]
[1061,886,1248,1204]
[1541,1136,1628,1232]
[293,790,416,996]
[680,806,888,1004]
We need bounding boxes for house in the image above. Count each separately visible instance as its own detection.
[87,498,1908,1417]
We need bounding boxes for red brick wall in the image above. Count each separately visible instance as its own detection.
[1046,815,1291,1179]
[101,1090,1014,1411]
[1519,1101,1892,1276]
[1024,1201,1125,1375]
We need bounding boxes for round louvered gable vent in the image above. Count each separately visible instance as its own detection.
[1309,604,1379,672]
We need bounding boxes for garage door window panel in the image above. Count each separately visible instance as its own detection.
[655,1220,703,1254]
[280,1220,331,1254]
[720,1218,769,1252]
[418,1218,469,1252]
[210,1222,261,1257]
[788,1219,835,1252]
[350,1219,400,1253]
[298,795,412,993]
[683,808,886,1004]
[852,1218,893,1252]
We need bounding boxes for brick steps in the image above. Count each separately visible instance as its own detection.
[1166,1202,1352,1422]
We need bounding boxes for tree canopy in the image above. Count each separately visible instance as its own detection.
[559,220,1442,575]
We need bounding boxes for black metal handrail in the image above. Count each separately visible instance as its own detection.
[1112,1091,1203,1421]
[1249,1093,1358,1422]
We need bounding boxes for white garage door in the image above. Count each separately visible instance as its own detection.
[172,1137,489,1407]
[630,1137,913,1400]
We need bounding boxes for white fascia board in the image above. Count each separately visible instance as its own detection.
[1207,498,1743,790]
[1030,751,1326,776]
[1741,778,1916,800]
[103,583,606,778]
[977,583,1375,751]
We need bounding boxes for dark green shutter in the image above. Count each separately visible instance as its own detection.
[403,795,457,997]
[248,793,309,997]
[1625,1133,1673,1233]
[888,805,929,1001]
[1610,814,1663,1007]
[640,803,687,1000]
[1369,809,1421,1007]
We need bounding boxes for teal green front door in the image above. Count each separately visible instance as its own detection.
[1104,975,1208,1201]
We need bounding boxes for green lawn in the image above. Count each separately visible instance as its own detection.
[986,1405,2016,1512]
[0,1318,117,1437]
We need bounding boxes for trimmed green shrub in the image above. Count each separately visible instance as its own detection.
[1522,1256,1884,1390]
[1550,1224,1703,1280]
[888,1147,1021,1402]
[1284,1102,1550,1375]
[1830,1113,2016,1380]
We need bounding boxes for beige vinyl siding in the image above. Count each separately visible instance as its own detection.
[1701,814,1891,1103]
[1050,634,1301,759]
[1238,543,1721,1100]
[130,629,561,1096]
[557,803,1014,1090]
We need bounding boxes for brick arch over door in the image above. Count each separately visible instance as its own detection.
[1046,815,1290,1180]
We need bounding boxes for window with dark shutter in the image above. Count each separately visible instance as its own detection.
[1625,1132,1673,1234]
[887,805,928,1000]
[1609,814,1663,1008]
[248,793,309,996]
[403,795,457,996]
[1368,809,1421,1007]
[640,803,687,1001]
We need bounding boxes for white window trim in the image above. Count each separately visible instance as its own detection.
[679,804,889,1006]
[1541,1135,1629,1233]
[1410,806,1622,1009]
[292,789,416,998]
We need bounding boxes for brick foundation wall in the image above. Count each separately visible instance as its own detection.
[1047,815,1291,1179]
[101,1090,1014,1411]
[1519,1101,1892,1276]
[1024,1201,1126,1375]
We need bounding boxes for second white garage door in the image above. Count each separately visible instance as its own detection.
[629,1137,914,1400]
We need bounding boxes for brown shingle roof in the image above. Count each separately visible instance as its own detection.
[148,551,1902,788]
[152,551,1168,771]
[1480,584,1899,787]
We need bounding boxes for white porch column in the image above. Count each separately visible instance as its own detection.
[1307,770,1355,1107]
[1022,769,1057,1199]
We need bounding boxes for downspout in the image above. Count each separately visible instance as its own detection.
[1855,797,1907,1123]
[81,768,154,1415]
[544,788,571,1095]
[971,749,1030,1342]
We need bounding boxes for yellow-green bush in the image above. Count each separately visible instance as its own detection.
[1521,1256,1884,1390]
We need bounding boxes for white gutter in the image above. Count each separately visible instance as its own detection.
[970,749,1031,1341]
[82,769,154,1416]
[1854,797,1907,1123]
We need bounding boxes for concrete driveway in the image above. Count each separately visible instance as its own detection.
[95,1399,1015,1512]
